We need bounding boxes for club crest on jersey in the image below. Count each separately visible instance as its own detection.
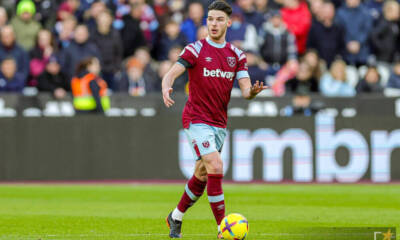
[227,57,236,67]
[202,141,210,148]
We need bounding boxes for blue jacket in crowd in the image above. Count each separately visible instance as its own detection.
[0,71,26,92]
[335,4,373,65]
[387,71,400,89]
[0,44,29,82]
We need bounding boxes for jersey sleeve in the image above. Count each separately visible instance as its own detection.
[178,43,200,68]
[236,52,250,80]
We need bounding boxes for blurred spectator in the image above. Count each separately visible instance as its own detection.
[370,0,400,64]
[320,59,356,97]
[307,1,345,67]
[259,10,297,69]
[356,65,383,94]
[196,25,208,40]
[181,2,205,43]
[281,0,312,55]
[303,49,325,81]
[37,55,68,99]
[33,0,57,28]
[0,57,25,92]
[132,47,158,87]
[308,0,324,20]
[226,11,258,52]
[0,7,8,29]
[156,20,188,60]
[60,24,101,81]
[128,0,159,45]
[83,1,107,32]
[282,85,321,116]
[364,0,384,25]
[236,0,264,29]
[10,0,41,51]
[29,29,56,87]
[254,0,281,15]
[121,3,147,58]
[55,15,77,50]
[57,0,84,24]
[71,57,110,114]
[285,60,319,94]
[0,25,30,83]
[336,0,373,66]
[90,11,123,90]
[119,57,155,96]
[387,60,400,89]
[153,0,171,23]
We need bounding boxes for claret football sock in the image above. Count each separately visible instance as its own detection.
[207,174,225,225]
[174,175,207,221]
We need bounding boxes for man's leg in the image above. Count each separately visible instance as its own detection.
[167,161,207,238]
[202,152,225,230]
[173,161,207,220]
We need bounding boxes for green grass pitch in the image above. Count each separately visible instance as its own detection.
[0,184,399,240]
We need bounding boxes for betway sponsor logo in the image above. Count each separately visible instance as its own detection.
[203,68,234,80]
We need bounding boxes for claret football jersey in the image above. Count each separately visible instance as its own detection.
[178,37,249,129]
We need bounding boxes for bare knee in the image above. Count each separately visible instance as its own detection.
[202,153,223,174]
[194,161,208,182]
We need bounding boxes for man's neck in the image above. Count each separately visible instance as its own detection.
[207,36,226,47]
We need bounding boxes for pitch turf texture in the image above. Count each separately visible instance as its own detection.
[0,184,399,240]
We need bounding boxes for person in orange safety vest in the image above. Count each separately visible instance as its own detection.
[71,57,110,114]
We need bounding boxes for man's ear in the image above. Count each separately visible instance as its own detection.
[227,18,232,27]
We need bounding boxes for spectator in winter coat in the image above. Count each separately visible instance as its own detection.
[259,10,297,68]
[364,0,385,26]
[370,0,400,64]
[181,2,205,43]
[29,29,56,87]
[0,57,25,92]
[121,3,147,58]
[10,0,41,51]
[0,25,29,83]
[356,65,383,94]
[236,0,265,29]
[156,20,188,61]
[387,61,400,89]
[226,11,258,52]
[336,0,373,66]
[37,55,68,99]
[281,0,312,55]
[320,59,356,97]
[307,1,345,67]
[60,24,101,81]
[54,15,77,50]
[90,11,123,90]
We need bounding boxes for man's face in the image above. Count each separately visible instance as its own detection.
[74,26,89,44]
[207,10,231,41]
[346,0,360,8]
[1,27,15,47]
[1,59,16,79]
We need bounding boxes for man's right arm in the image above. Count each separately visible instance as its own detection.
[161,62,186,108]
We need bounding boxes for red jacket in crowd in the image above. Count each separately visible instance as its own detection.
[281,1,311,55]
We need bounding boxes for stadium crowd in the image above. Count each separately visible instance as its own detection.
[0,0,399,98]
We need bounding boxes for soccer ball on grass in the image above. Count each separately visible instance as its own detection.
[220,213,249,240]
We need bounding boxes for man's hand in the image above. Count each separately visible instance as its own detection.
[162,87,175,108]
[249,80,268,97]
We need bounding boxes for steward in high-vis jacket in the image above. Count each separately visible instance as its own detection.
[71,57,110,114]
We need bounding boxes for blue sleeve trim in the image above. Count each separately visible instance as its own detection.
[236,71,250,80]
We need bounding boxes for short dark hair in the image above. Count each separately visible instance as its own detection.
[208,0,232,16]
